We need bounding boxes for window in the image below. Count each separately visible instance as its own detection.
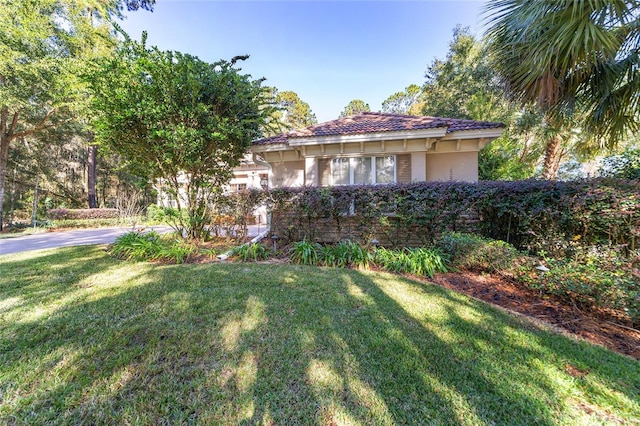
[330,156,396,185]
[230,183,247,192]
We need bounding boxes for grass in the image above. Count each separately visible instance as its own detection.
[0,247,639,425]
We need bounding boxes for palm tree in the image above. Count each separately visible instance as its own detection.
[484,0,639,179]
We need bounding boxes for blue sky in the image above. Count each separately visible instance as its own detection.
[120,1,487,122]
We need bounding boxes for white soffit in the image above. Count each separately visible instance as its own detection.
[441,128,505,140]
[287,128,447,146]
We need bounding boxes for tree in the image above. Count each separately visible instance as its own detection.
[420,26,541,180]
[275,90,317,130]
[381,84,423,115]
[88,34,273,240]
[484,0,640,179]
[0,0,152,230]
[339,99,370,117]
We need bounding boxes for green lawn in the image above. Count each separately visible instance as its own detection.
[1,247,638,425]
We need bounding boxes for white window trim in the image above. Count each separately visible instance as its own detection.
[330,155,396,186]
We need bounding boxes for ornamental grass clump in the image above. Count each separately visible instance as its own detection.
[110,231,197,264]
[289,240,321,265]
[229,243,271,262]
[374,247,448,278]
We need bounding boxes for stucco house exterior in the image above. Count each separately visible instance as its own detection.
[251,112,505,187]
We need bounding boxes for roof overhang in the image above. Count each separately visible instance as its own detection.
[287,128,448,146]
[441,128,505,140]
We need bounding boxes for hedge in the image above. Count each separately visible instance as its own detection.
[266,179,640,256]
[48,208,120,220]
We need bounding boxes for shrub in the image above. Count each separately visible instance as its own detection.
[229,243,270,262]
[436,232,521,272]
[110,231,163,261]
[374,247,448,278]
[268,179,640,256]
[289,240,321,265]
[48,208,119,220]
[328,240,372,269]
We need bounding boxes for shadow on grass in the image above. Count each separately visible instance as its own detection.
[1,249,638,424]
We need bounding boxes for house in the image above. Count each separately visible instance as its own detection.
[251,112,505,186]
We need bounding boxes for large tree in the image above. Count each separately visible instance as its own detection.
[484,0,639,179]
[88,34,273,240]
[420,26,541,180]
[339,99,371,117]
[381,84,424,115]
[275,90,317,130]
[0,0,153,230]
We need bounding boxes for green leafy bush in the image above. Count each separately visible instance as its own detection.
[268,179,640,256]
[110,231,163,261]
[110,231,196,264]
[519,249,640,323]
[374,247,448,278]
[289,240,321,265]
[229,243,271,262]
[436,232,521,272]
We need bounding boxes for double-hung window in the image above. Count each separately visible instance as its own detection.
[331,156,396,185]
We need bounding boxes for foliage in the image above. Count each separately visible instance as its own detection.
[272,89,317,131]
[380,84,424,115]
[599,147,640,179]
[214,189,268,240]
[339,99,371,117]
[523,248,640,323]
[88,34,273,240]
[321,240,372,269]
[110,230,196,264]
[374,247,448,278]
[289,239,321,265]
[229,242,271,262]
[484,0,640,175]
[269,179,640,256]
[48,208,119,220]
[436,232,522,272]
[110,230,163,261]
[418,26,541,180]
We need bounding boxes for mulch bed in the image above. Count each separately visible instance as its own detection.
[429,271,640,360]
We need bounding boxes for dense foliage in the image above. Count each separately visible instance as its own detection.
[48,208,119,220]
[268,179,640,256]
[88,35,273,240]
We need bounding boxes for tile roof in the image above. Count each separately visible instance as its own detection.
[253,112,505,145]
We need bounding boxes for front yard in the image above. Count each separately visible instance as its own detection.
[1,246,638,424]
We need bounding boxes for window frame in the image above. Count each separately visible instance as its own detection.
[330,155,396,186]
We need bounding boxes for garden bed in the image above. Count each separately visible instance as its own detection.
[430,271,640,360]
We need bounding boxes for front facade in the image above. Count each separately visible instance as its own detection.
[251,112,505,187]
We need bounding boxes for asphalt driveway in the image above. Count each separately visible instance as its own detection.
[0,224,267,256]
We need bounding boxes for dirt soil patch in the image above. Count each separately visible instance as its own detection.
[430,271,640,360]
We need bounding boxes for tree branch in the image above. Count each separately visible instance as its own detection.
[12,108,66,140]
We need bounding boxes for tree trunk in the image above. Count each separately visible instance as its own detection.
[542,136,562,180]
[0,132,10,232]
[87,143,98,208]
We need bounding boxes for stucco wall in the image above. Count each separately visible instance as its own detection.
[272,161,305,187]
[426,151,478,182]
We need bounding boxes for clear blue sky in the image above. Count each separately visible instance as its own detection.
[120,1,487,122]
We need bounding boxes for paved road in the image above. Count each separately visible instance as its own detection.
[0,225,267,256]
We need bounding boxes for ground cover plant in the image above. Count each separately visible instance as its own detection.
[1,246,638,424]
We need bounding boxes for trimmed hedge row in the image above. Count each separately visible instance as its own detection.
[267,179,639,256]
[48,208,120,220]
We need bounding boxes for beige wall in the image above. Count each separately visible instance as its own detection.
[410,152,427,182]
[426,152,478,182]
[272,160,305,187]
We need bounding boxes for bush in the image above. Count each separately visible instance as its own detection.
[268,179,640,257]
[374,247,448,278]
[48,208,119,220]
[289,240,321,265]
[436,232,521,272]
[519,248,640,323]
[110,231,196,264]
[110,231,163,261]
[229,243,270,262]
